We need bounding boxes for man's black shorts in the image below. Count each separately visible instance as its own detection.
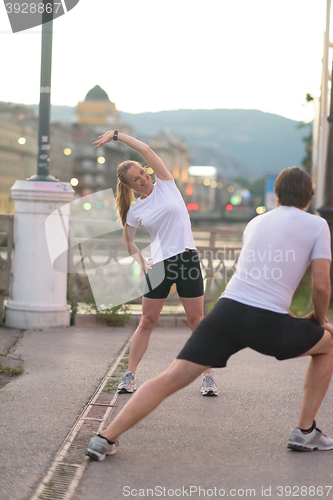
[143,249,204,299]
[176,298,325,367]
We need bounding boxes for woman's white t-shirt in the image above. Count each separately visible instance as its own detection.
[126,176,196,264]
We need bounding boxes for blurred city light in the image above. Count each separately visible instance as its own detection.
[211,181,217,188]
[70,178,79,187]
[217,182,223,189]
[230,194,242,205]
[96,201,103,209]
[186,184,193,196]
[227,186,234,193]
[18,137,26,145]
[147,167,154,174]
[187,203,199,210]
[203,179,211,186]
[97,156,105,164]
[256,206,266,214]
[241,190,252,199]
[226,204,233,211]
[188,166,216,176]
[83,202,92,210]
[63,148,72,155]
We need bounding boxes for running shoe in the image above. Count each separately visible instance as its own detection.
[117,371,137,393]
[200,373,218,397]
[288,424,333,451]
[86,435,118,461]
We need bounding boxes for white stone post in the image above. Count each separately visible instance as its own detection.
[5,180,75,329]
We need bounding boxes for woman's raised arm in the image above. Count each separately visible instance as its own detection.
[93,131,173,181]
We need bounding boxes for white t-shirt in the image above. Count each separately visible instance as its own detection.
[126,176,196,264]
[221,206,331,314]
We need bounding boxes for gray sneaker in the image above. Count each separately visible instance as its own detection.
[86,435,118,461]
[117,371,137,393]
[200,373,218,397]
[288,424,333,452]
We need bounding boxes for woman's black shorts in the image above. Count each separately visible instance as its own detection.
[176,298,325,367]
[143,249,204,299]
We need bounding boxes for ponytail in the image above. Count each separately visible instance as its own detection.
[116,160,140,226]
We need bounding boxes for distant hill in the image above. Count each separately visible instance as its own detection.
[26,105,309,180]
[119,109,309,180]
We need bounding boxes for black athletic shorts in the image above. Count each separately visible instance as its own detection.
[143,249,204,299]
[176,298,325,368]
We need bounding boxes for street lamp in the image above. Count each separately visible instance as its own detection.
[28,0,58,181]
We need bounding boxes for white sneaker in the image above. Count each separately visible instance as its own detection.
[117,371,137,393]
[200,373,218,397]
[86,435,118,461]
[288,424,333,451]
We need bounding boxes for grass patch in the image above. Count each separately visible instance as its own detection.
[103,375,119,393]
[289,269,312,317]
[0,361,24,376]
[103,351,131,393]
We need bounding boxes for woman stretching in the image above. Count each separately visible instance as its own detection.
[93,130,218,397]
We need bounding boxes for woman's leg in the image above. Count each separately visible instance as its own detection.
[180,296,213,377]
[127,297,167,373]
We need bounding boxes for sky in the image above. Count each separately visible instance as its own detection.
[0,0,331,122]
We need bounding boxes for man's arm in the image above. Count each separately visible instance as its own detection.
[310,258,331,326]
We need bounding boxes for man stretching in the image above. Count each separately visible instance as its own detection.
[87,166,333,460]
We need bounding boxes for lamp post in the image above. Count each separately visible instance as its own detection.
[318,54,333,300]
[5,0,75,328]
[28,0,58,181]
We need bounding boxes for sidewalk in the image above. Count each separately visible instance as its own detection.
[76,330,333,500]
[2,323,333,500]
[0,325,133,500]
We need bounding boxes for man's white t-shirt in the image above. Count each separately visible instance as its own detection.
[126,176,196,264]
[221,206,331,314]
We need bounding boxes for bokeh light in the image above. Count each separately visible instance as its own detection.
[256,206,267,214]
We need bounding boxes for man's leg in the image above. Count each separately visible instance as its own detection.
[102,359,209,442]
[297,329,333,429]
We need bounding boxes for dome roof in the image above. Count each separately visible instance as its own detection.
[85,85,110,102]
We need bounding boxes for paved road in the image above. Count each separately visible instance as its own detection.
[2,323,333,500]
[0,326,133,500]
[75,328,333,500]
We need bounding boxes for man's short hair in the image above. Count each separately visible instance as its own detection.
[274,167,314,209]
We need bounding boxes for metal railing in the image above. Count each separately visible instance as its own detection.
[0,215,14,325]
[67,221,244,318]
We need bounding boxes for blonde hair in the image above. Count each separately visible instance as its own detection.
[116,160,141,226]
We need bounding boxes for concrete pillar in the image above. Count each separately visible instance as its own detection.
[5,180,75,329]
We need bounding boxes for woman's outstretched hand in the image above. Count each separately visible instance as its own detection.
[93,130,114,148]
[142,257,153,273]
